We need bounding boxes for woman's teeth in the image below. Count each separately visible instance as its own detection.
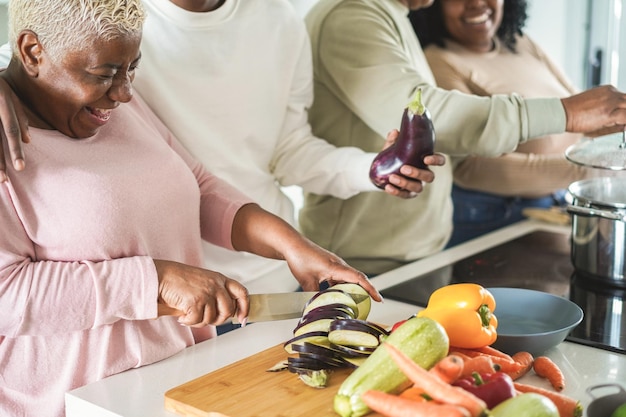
[89,107,112,122]
[464,13,490,24]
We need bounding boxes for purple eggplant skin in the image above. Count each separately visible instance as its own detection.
[369,89,436,189]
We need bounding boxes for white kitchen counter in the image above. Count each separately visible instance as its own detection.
[66,220,626,417]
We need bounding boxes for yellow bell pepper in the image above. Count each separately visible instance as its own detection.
[417,283,498,349]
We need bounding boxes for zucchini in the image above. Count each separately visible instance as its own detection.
[333,316,449,417]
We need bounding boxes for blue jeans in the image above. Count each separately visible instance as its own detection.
[446,185,566,248]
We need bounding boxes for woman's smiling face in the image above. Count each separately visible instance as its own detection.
[440,0,504,53]
[31,34,142,138]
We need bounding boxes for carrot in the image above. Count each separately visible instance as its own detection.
[429,354,465,383]
[449,346,522,374]
[514,382,583,417]
[399,354,465,402]
[362,390,471,417]
[474,345,515,361]
[459,355,499,378]
[450,351,472,361]
[399,386,428,402]
[384,343,487,417]
[506,351,534,380]
[449,347,486,358]
[533,356,565,391]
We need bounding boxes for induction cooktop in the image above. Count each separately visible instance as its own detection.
[379,230,626,354]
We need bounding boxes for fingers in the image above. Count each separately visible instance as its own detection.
[423,153,446,167]
[155,260,249,328]
[383,153,446,198]
[384,169,428,198]
[381,129,400,150]
[157,304,184,317]
[329,268,382,303]
[178,294,234,328]
[299,279,321,292]
[562,85,626,133]
[321,256,382,302]
[0,79,29,182]
[227,280,250,325]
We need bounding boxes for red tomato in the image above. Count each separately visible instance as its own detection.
[390,319,407,332]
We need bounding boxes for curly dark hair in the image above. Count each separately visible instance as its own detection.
[409,0,528,53]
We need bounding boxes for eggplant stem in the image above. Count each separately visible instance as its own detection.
[407,88,426,116]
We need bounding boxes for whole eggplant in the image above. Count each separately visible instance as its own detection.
[369,89,435,189]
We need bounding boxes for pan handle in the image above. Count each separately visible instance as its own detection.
[586,383,626,400]
[567,205,626,222]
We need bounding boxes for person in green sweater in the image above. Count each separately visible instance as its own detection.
[411,0,595,246]
[300,0,626,276]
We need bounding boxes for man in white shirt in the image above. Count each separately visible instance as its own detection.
[0,0,443,293]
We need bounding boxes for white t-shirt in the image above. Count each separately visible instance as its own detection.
[136,0,377,291]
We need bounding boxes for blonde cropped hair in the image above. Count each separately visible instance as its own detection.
[8,0,145,61]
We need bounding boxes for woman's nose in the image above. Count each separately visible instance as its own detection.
[108,74,133,103]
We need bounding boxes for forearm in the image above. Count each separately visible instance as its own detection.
[230,203,311,260]
[0,256,158,337]
[453,152,592,198]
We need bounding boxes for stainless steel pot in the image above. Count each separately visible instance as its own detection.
[567,177,626,285]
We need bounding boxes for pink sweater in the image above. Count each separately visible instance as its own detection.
[0,96,252,417]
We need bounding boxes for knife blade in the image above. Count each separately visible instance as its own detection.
[233,291,369,323]
[232,292,318,324]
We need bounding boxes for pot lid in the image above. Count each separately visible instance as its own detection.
[565,131,626,170]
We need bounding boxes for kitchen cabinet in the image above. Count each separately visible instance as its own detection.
[65,220,626,417]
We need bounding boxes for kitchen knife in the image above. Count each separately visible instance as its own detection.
[233,291,368,323]
[231,292,317,323]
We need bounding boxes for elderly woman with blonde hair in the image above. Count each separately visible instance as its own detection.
[0,1,380,415]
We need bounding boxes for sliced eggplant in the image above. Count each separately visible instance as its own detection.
[287,356,328,371]
[291,341,345,358]
[283,331,329,354]
[329,318,389,336]
[328,283,372,320]
[299,303,358,322]
[330,342,376,358]
[328,319,388,348]
[293,318,336,337]
[302,289,358,318]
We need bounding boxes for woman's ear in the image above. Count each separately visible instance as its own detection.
[15,30,44,77]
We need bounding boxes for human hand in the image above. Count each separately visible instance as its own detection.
[380,129,446,198]
[154,259,249,327]
[0,76,30,182]
[561,85,626,134]
[283,240,382,302]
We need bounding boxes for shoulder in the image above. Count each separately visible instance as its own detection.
[424,42,465,70]
[243,0,309,42]
[307,0,397,28]
[513,34,546,57]
[307,0,403,47]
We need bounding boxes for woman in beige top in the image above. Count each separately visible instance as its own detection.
[411,0,592,246]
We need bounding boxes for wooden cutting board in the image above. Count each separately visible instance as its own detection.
[164,343,384,417]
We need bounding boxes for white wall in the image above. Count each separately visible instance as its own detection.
[0,4,7,46]
[525,0,589,90]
